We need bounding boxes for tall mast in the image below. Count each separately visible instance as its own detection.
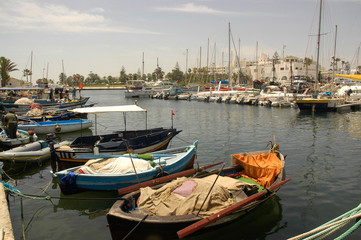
[256,41,259,81]
[206,38,209,84]
[356,43,360,73]
[228,22,231,87]
[142,52,144,80]
[214,42,217,83]
[315,0,323,91]
[332,25,337,81]
[199,46,202,84]
[62,59,65,84]
[30,51,33,85]
[185,49,188,84]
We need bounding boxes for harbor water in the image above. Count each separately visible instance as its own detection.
[4,89,361,239]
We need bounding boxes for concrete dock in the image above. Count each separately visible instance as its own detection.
[0,183,14,240]
[336,101,361,112]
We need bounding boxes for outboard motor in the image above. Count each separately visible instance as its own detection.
[46,133,58,161]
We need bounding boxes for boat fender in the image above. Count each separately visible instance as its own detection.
[55,124,61,132]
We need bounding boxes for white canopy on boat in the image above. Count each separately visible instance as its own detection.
[69,105,148,134]
[69,105,147,114]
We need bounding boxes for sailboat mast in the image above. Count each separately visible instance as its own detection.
[142,52,144,80]
[256,41,259,81]
[206,38,209,84]
[315,0,323,91]
[228,22,231,87]
[185,49,188,84]
[30,51,33,85]
[332,25,337,81]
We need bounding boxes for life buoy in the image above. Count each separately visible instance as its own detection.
[55,124,61,132]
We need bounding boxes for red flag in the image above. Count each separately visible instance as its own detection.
[78,82,83,89]
[74,76,78,81]
[171,108,175,116]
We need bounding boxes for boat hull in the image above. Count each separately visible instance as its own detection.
[0,140,70,163]
[18,119,93,134]
[295,98,345,112]
[0,129,38,148]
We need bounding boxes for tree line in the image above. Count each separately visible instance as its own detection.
[0,56,249,88]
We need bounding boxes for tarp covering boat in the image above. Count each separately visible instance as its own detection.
[231,152,282,188]
[138,175,258,217]
[76,157,153,174]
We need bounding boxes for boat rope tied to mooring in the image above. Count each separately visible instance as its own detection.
[288,203,361,240]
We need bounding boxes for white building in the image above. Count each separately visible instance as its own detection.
[239,55,318,86]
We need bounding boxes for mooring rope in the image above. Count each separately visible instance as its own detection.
[289,203,361,240]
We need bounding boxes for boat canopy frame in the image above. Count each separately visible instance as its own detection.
[69,105,147,134]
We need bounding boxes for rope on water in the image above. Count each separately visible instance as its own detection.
[289,203,361,240]
[2,181,126,201]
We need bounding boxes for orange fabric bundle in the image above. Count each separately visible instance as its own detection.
[232,153,282,188]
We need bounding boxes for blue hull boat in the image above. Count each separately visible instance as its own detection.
[17,119,93,134]
[52,141,198,194]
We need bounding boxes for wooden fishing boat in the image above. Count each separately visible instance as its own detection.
[19,110,85,122]
[17,119,93,134]
[52,141,198,194]
[107,143,289,240]
[0,129,38,148]
[1,96,90,109]
[0,139,70,163]
[54,128,181,163]
[53,105,181,164]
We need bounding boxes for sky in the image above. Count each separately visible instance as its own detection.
[1,0,361,84]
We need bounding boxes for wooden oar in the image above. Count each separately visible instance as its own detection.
[74,154,175,159]
[117,161,223,195]
[177,178,291,239]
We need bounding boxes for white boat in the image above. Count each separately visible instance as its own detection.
[124,80,154,98]
[17,119,93,134]
[0,129,38,148]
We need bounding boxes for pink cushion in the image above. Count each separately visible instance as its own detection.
[172,180,197,198]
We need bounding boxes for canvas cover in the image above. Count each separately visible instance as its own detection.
[232,152,282,188]
[76,157,152,174]
[14,97,34,105]
[138,175,257,217]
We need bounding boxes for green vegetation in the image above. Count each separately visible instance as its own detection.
[0,56,18,87]
[0,56,252,88]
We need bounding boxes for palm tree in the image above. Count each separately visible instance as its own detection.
[304,57,313,77]
[0,57,18,87]
[23,68,32,82]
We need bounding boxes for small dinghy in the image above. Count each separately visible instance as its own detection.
[0,138,70,163]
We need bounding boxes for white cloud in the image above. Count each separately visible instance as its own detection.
[0,0,159,34]
[155,3,235,14]
[154,2,280,17]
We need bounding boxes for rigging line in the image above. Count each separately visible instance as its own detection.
[304,0,320,60]
[173,135,193,145]
[230,31,245,83]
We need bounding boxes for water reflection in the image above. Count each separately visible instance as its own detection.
[189,196,285,240]
[1,160,51,179]
[51,190,119,220]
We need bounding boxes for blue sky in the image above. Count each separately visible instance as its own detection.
[1,0,360,83]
